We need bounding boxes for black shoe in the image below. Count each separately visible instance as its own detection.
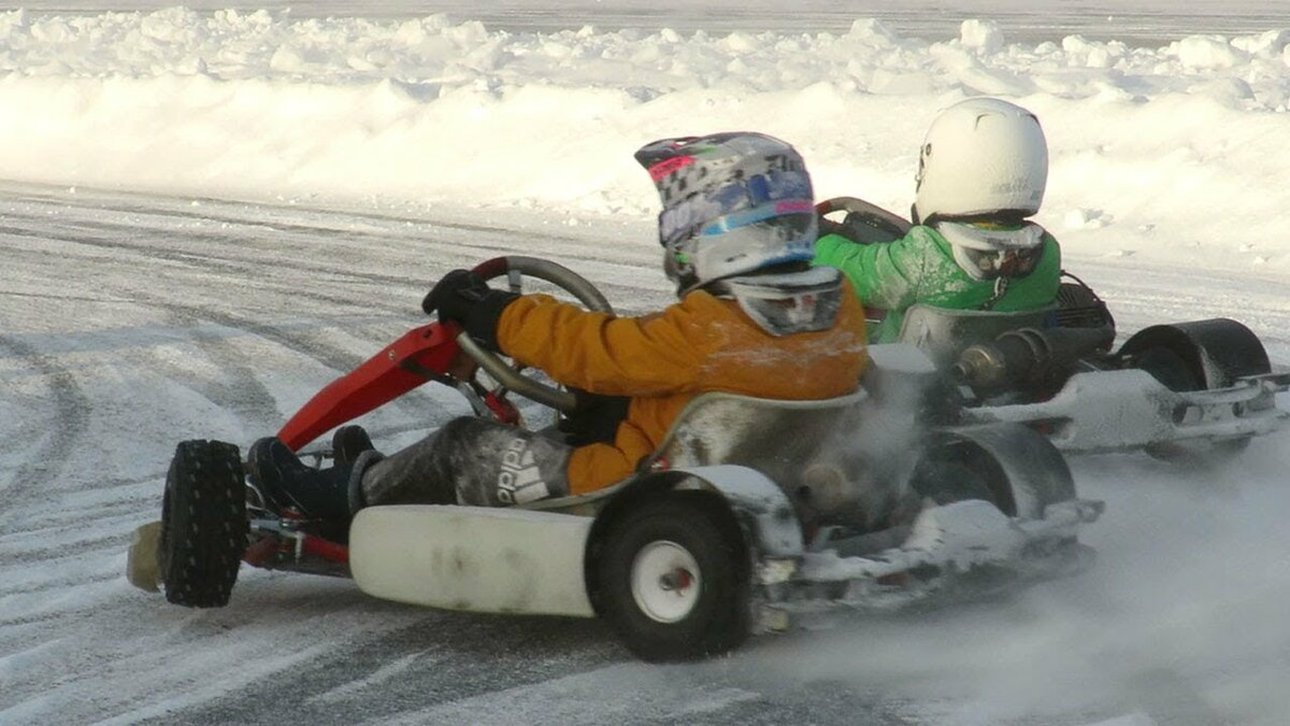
[246,437,353,521]
[331,425,375,467]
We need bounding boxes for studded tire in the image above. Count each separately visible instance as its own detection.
[160,439,248,607]
[596,492,750,662]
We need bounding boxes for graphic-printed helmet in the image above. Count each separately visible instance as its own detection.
[913,97,1048,224]
[635,132,817,295]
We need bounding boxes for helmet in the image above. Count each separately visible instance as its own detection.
[635,132,817,295]
[913,97,1048,224]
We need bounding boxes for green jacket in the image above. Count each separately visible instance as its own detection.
[813,223,1061,343]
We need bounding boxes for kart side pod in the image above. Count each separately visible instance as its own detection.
[349,505,598,616]
[347,465,801,618]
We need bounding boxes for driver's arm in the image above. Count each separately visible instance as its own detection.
[495,294,704,396]
[814,231,926,311]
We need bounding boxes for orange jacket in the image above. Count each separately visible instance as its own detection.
[495,283,869,494]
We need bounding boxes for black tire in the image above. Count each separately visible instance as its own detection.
[1136,346,1251,464]
[596,493,750,662]
[907,440,1001,509]
[1136,346,1199,393]
[908,426,1076,519]
[160,440,249,607]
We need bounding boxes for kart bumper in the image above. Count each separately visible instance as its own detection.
[751,498,1103,630]
[964,370,1290,453]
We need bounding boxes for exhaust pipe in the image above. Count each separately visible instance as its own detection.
[954,326,1114,390]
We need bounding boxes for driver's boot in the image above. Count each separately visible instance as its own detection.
[246,437,354,521]
[331,425,375,467]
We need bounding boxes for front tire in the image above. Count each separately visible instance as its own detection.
[596,493,750,662]
[160,440,248,607]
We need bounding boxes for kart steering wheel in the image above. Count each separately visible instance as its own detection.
[455,256,615,414]
[816,196,911,244]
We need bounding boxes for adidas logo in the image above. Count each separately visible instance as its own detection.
[496,437,550,505]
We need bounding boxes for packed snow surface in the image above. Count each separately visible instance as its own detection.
[2,3,1290,725]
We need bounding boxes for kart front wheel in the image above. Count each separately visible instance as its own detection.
[596,493,749,662]
[160,440,248,607]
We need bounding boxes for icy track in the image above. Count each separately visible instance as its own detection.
[1,6,1290,725]
[1,183,1289,726]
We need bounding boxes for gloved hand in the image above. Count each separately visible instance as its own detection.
[558,389,630,446]
[422,269,490,322]
[422,269,519,352]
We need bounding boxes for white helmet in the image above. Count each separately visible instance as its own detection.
[635,132,817,296]
[913,97,1048,224]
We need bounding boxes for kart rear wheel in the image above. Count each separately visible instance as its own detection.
[160,440,248,607]
[596,493,749,662]
[1136,346,1251,464]
[907,440,1001,508]
[1123,319,1273,466]
[909,424,1076,519]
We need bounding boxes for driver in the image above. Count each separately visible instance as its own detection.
[813,97,1062,343]
[247,132,869,522]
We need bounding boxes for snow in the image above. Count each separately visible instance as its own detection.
[2,2,1290,725]
[2,6,1290,280]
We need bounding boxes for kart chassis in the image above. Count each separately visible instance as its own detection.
[129,255,1102,661]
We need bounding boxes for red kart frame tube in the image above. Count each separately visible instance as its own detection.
[278,321,465,450]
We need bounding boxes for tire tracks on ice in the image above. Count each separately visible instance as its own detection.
[0,335,91,513]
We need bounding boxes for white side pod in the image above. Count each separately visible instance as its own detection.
[349,505,596,617]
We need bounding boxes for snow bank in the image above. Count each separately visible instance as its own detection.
[2,10,1290,270]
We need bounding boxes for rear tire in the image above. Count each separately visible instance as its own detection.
[596,493,750,662]
[1136,346,1251,464]
[907,440,1000,509]
[908,425,1076,519]
[160,440,248,607]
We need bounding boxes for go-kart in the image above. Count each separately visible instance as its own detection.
[127,256,1102,662]
[818,197,1290,464]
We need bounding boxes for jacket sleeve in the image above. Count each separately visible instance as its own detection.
[494,294,705,396]
[813,232,928,312]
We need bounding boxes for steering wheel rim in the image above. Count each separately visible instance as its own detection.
[458,256,614,414]
[816,196,911,243]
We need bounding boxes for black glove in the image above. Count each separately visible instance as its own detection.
[422,269,519,352]
[557,389,630,446]
[422,269,488,320]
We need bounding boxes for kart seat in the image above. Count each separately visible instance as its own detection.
[528,390,869,513]
[652,391,866,470]
[897,304,1054,368]
[645,391,871,514]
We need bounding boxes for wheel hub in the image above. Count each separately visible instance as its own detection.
[630,541,701,623]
